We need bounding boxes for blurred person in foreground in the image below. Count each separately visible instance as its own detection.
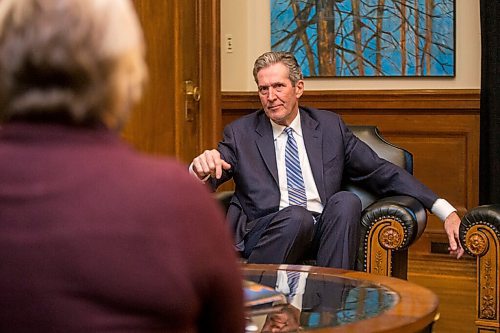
[0,0,244,332]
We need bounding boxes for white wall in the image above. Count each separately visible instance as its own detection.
[221,0,481,91]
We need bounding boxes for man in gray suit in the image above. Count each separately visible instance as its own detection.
[191,51,463,269]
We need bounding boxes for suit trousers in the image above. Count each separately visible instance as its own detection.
[244,191,362,269]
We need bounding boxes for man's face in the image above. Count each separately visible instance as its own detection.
[256,63,304,127]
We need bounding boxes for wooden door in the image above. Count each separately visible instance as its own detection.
[123,0,221,164]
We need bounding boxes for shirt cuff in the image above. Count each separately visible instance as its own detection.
[431,198,457,222]
[188,163,210,183]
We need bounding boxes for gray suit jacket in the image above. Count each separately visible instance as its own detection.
[209,107,438,252]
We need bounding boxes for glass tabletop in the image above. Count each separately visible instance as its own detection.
[243,266,399,332]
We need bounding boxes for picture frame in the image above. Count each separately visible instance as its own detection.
[271,0,455,77]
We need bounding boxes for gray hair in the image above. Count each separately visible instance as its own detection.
[252,51,303,86]
[0,0,147,129]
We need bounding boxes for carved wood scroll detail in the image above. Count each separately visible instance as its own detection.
[467,231,489,256]
[465,225,499,329]
[481,259,495,320]
[365,219,405,277]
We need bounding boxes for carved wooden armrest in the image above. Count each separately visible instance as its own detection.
[357,195,427,279]
[459,204,500,331]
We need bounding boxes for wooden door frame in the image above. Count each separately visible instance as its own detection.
[199,0,222,148]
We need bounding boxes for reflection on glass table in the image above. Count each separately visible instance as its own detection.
[242,264,438,333]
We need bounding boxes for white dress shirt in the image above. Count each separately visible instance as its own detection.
[271,112,323,214]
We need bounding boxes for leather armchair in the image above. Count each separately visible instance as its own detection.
[217,126,428,280]
[348,126,427,279]
[459,204,500,332]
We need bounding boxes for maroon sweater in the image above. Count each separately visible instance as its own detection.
[0,122,245,332]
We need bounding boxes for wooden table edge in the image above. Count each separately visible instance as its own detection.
[242,263,439,333]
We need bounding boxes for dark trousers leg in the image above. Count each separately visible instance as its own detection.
[314,191,361,269]
[246,206,315,265]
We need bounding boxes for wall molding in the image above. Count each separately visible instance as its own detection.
[222,89,480,114]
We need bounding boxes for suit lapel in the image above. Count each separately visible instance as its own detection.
[301,109,326,204]
[255,113,279,185]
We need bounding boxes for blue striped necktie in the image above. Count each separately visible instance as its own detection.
[284,127,307,207]
[287,271,301,299]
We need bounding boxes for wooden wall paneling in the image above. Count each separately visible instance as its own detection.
[221,89,479,112]
[221,89,481,255]
[340,113,480,254]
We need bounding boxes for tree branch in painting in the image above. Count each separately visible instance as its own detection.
[270,0,455,77]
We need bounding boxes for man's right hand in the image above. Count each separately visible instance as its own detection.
[192,149,232,180]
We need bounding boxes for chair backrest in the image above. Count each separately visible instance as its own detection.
[344,125,413,210]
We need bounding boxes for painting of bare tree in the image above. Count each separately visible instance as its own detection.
[271,0,455,77]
